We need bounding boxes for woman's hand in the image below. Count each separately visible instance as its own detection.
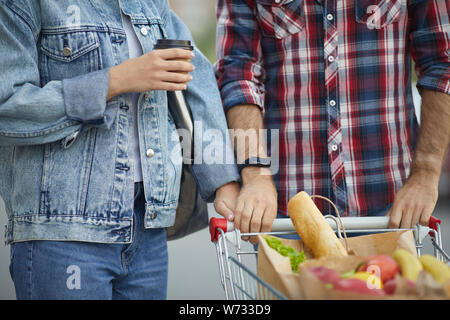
[107,48,195,100]
[214,181,240,222]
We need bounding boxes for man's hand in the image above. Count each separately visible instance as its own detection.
[234,167,277,243]
[387,89,450,229]
[387,170,439,229]
[214,181,240,222]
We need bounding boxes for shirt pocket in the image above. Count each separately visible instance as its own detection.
[255,0,304,39]
[355,0,406,29]
[39,30,102,84]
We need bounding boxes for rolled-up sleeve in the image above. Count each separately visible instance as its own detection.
[214,0,266,111]
[63,68,115,128]
[410,0,450,95]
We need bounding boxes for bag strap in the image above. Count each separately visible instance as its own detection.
[310,195,350,254]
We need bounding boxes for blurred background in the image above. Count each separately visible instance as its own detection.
[0,0,448,300]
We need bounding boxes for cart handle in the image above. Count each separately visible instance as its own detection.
[209,217,231,242]
[428,216,441,235]
[209,216,442,242]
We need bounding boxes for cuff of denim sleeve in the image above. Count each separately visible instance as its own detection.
[63,68,116,129]
[221,80,265,112]
[193,164,241,202]
[417,74,450,95]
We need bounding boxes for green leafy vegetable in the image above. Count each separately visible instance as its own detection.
[341,269,356,278]
[264,236,306,273]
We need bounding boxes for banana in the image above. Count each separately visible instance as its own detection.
[392,249,422,282]
[418,254,450,285]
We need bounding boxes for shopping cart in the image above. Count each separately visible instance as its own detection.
[209,215,449,300]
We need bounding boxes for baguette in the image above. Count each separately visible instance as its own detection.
[287,191,348,258]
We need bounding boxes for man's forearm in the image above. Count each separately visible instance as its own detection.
[387,89,450,228]
[225,104,278,241]
[226,104,270,181]
[411,89,450,179]
[226,104,267,160]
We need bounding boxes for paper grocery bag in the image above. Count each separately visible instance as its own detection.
[256,235,309,300]
[342,229,417,257]
[256,229,417,300]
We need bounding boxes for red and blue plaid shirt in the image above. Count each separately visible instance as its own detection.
[215,0,450,217]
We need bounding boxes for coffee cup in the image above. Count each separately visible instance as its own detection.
[154,39,194,75]
[154,39,195,163]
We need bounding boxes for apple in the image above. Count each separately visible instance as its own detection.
[359,255,399,283]
[383,277,415,295]
[383,279,397,295]
[334,278,386,296]
[308,266,342,285]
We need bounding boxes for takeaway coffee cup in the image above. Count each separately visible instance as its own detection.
[154,39,194,163]
[154,39,194,52]
[154,39,194,75]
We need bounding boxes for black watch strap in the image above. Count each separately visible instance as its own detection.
[237,157,271,174]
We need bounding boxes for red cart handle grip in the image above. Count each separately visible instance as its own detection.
[209,217,229,242]
[428,216,441,237]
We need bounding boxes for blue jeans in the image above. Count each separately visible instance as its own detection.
[9,183,168,300]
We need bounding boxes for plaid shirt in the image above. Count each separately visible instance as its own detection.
[215,0,450,217]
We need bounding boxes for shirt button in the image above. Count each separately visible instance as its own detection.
[328,55,335,63]
[62,47,72,57]
[329,100,336,106]
[331,144,338,152]
[327,14,334,21]
[146,149,155,158]
[274,0,281,3]
[140,27,149,36]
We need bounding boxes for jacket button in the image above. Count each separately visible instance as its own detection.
[150,212,158,220]
[62,47,72,57]
[140,27,148,36]
[146,149,155,158]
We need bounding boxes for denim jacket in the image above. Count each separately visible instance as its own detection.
[0,0,240,244]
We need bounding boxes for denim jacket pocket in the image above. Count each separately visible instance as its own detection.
[39,30,102,84]
[355,0,406,30]
[255,0,304,39]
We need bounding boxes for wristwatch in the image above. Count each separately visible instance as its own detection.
[237,157,271,174]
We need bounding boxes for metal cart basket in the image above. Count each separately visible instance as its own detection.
[209,215,448,300]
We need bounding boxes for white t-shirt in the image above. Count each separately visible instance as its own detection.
[121,11,144,182]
